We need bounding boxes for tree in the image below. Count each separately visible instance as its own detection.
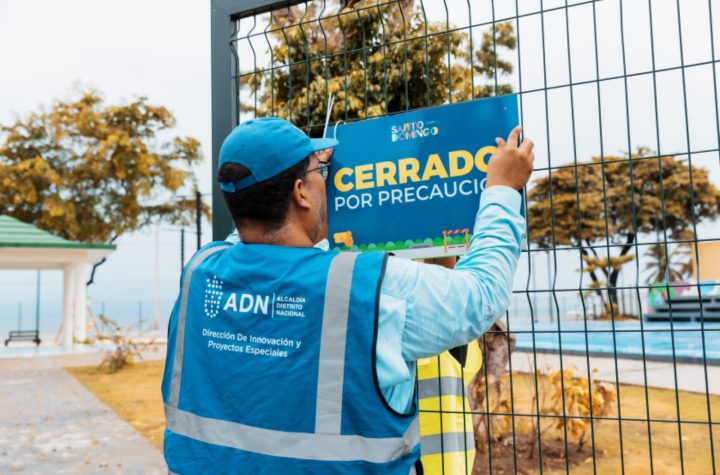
[643,243,692,284]
[241,0,516,133]
[0,90,207,284]
[527,148,720,316]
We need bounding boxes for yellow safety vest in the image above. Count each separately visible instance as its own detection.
[418,342,482,474]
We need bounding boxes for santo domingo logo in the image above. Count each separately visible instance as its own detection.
[390,120,439,142]
[204,275,224,318]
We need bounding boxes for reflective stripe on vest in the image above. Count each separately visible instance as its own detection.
[421,431,476,455]
[418,346,482,474]
[168,244,228,409]
[316,252,356,434]
[165,249,420,463]
[418,376,467,400]
[165,404,420,463]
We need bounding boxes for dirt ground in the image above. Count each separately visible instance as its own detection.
[472,433,594,475]
[472,373,720,475]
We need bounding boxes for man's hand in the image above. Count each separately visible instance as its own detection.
[314,148,334,162]
[485,126,535,190]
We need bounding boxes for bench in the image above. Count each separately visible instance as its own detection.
[4,330,41,347]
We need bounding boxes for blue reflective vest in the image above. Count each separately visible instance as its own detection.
[161,242,421,474]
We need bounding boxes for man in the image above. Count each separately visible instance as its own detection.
[161,117,533,474]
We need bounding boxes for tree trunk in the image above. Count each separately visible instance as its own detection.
[467,320,515,471]
[580,247,605,301]
[580,242,608,318]
[607,234,635,311]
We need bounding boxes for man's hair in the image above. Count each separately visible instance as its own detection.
[218,158,310,231]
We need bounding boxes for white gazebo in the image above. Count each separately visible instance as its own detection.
[0,215,115,347]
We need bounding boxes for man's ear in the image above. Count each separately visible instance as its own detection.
[291,178,313,211]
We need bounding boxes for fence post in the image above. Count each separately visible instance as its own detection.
[181,228,185,269]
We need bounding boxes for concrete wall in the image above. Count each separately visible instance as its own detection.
[692,241,720,281]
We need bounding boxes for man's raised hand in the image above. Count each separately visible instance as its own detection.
[485,126,535,190]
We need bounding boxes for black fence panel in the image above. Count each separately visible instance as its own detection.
[212,0,720,473]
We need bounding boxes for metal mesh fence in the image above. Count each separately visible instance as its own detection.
[214,0,720,472]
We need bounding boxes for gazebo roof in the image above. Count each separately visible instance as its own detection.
[0,216,115,270]
[0,216,116,347]
[0,215,115,250]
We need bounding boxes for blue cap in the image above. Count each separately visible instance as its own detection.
[218,117,339,192]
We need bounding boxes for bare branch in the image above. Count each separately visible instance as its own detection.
[86,234,119,287]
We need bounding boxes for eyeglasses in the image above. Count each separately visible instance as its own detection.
[303,160,330,181]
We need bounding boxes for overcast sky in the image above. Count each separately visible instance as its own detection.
[1,0,719,335]
[0,0,213,333]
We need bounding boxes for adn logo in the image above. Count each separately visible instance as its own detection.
[204,275,224,318]
[222,292,270,316]
[390,121,439,142]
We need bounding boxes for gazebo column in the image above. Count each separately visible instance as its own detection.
[62,265,74,347]
[73,262,87,342]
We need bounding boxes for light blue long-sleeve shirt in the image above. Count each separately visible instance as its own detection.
[227,185,525,414]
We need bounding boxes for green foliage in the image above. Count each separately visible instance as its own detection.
[241,0,516,133]
[528,148,720,247]
[528,148,720,309]
[0,90,206,244]
[644,243,692,284]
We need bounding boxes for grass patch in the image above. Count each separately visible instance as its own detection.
[65,361,720,473]
[65,360,165,450]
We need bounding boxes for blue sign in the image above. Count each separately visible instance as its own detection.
[327,95,520,259]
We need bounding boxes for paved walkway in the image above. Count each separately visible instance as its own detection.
[0,352,166,474]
